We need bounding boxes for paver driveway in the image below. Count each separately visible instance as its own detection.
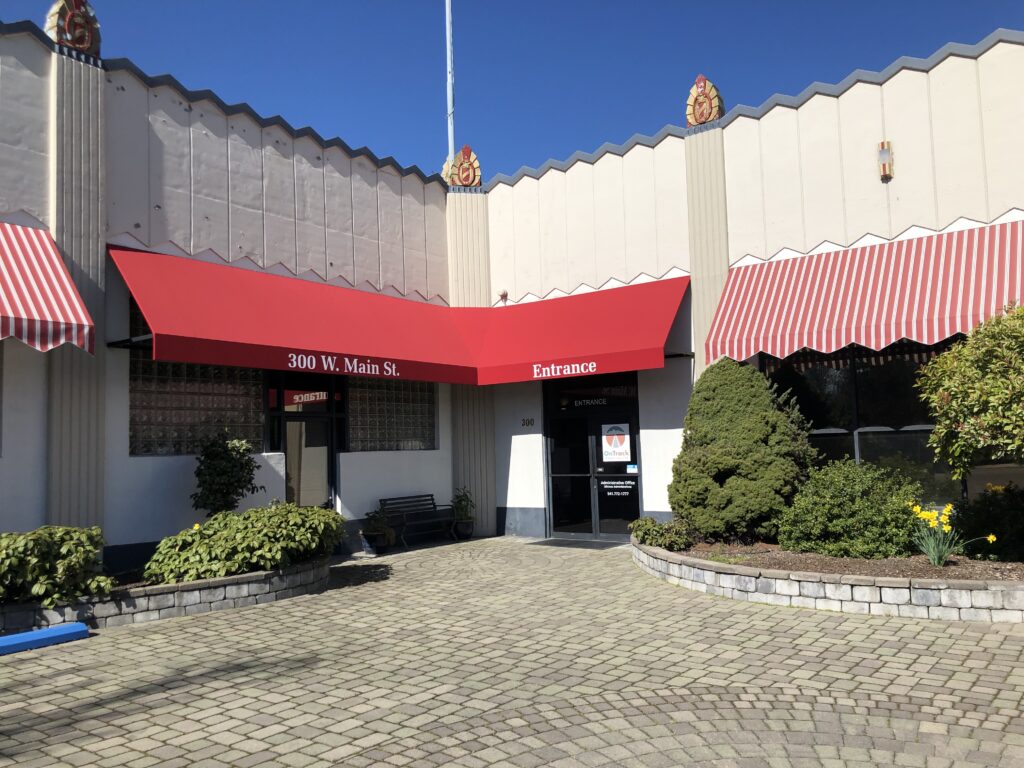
[3,539,1024,768]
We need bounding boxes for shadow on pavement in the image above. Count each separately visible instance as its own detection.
[326,561,392,589]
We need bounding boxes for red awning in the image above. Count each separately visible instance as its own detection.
[706,221,1023,362]
[0,223,94,353]
[109,247,689,385]
[474,278,690,385]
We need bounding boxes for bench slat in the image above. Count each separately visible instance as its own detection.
[378,493,456,547]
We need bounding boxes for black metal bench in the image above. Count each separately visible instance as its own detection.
[378,494,455,547]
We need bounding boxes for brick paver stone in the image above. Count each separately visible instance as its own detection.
[2,539,1024,767]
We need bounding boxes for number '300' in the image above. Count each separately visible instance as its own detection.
[288,353,317,370]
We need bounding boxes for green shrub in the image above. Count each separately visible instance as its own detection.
[191,435,264,517]
[779,459,922,558]
[956,483,1024,562]
[918,306,1024,478]
[0,526,114,608]
[669,359,816,542]
[629,517,694,552]
[144,502,345,584]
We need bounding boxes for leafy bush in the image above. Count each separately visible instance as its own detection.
[918,306,1024,478]
[779,459,922,558]
[144,502,344,584]
[956,483,1024,562]
[452,487,475,522]
[669,359,816,542]
[191,435,264,517]
[0,526,114,607]
[360,504,396,545]
[629,517,694,552]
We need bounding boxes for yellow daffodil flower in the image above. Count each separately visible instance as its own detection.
[193,523,201,530]
[942,524,952,533]
[943,503,953,514]
[939,514,950,524]
[988,534,997,543]
[911,504,922,514]
[928,520,938,528]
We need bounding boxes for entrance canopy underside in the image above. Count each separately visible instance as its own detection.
[706,220,1023,363]
[109,247,689,385]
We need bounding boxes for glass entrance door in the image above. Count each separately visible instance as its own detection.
[284,417,331,507]
[545,372,642,540]
[266,374,342,510]
[591,415,641,536]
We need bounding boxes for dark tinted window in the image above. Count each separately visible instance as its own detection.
[769,358,854,430]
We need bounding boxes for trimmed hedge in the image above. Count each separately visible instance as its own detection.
[144,502,345,584]
[629,517,694,552]
[669,359,816,542]
[0,526,114,608]
[779,459,922,559]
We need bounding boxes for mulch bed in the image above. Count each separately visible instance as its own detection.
[678,542,1024,581]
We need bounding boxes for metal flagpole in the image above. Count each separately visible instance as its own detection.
[445,0,455,164]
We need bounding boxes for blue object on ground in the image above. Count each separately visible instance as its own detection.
[0,623,89,655]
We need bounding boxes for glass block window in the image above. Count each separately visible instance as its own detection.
[129,352,265,456]
[347,378,437,452]
[127,301,264,456]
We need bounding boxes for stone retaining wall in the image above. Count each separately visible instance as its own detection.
[631,541,1024,623]
[0,558,331,636]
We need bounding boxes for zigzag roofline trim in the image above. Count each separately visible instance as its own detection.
[484,28,1024,192]
[0,18,446,187]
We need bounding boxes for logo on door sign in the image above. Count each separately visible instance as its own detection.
[601,423,631,462]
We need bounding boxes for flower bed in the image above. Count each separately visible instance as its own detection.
[672,542,1024,581]
[632,539,1024,623]
[0,557,330,636]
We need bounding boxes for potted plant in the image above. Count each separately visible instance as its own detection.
[451,487,475,540]
[361,504,396,555]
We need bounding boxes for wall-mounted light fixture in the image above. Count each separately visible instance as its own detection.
[878,140,894,183]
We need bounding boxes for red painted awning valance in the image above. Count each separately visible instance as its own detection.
[0,223,94,353]
[706,221,1023,362]
[109,247,689,385]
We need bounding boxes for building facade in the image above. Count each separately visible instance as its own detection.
[1,12,1022,562]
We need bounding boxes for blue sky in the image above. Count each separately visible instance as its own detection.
[4,1,1024,181]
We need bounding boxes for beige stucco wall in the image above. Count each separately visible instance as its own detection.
[724,42,1024,264]
[487,135,689,302]
[0,33,51,227]
[104,67,450,301]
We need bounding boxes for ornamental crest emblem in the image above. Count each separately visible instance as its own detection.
[686,74,723,127]
[46,0,102,57]
[443,144,482,187]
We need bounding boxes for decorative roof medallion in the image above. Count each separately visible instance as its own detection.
[45,0,102,57]
[443,144,482,187]
[686,74,723,127]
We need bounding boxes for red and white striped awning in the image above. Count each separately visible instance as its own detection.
[706,220,1023,362]
[0,223,94,353]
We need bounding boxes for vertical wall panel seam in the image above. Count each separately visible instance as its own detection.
[794,109,808,251]
[259,129,267,268]
[188,90,195,254]
[834,97,850,244]
[926,72,941,227]
[972,59,991,220]
[320,145,327,277]
[878,86,893,238]
[291,136,298,274]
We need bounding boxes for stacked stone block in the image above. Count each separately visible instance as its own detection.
[632,540,1024,623]
[0,558,331,635]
